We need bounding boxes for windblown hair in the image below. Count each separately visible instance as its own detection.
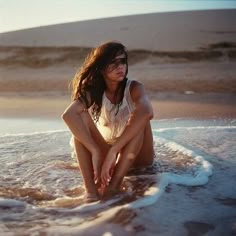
[70,41,128,122]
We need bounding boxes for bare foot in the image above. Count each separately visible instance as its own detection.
[101,187,120,200]
[83,192,100,203]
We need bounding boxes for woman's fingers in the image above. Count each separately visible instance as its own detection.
[92,154,102,183]
[101,166,111,186]
[94,169,99,183]
[101,152,117,185]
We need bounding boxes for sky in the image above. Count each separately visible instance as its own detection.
[0,0,236,33]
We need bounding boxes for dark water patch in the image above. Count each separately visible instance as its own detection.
[165,186,172,193]
[214,197,236,206]
[184,221,215,236]
[186,185,206,193]
[0,198,26,213]
[133,224,146,233]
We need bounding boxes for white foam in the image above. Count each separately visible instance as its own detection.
[155,136,213,182]
[26,125,213,215]
[120,136,213,212]
[1,119,235,235]
[39,134,214,234]
[41,196,122,214]
[155,125,236,133]
[72,134,214,232]
[0,129,67,138]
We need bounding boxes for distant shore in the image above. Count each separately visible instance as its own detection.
[0,9,236,120]
[1,45,236,120]
[1,91,236,120]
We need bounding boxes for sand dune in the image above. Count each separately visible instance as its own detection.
[0,10,236,51]
[0,9,236,119]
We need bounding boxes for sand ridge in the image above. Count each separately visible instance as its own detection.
[0,9,236,51]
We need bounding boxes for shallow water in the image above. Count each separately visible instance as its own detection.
[0,118,235,235]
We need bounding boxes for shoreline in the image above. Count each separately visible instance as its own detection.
[1,92,236,120]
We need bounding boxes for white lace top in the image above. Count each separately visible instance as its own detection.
[95,79,135,144]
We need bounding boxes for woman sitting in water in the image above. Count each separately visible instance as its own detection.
[62,41,154,202]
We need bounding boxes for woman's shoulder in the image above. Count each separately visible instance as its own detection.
[128,79,146,100]
[129,79,145,92]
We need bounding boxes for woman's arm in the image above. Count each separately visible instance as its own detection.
[100,81,153,185]
[112,81,153,152]
[62,100,99,154]
[62,100,105,181]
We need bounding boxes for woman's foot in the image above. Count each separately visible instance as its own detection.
[101,186,120,200]
[83,192,100,203]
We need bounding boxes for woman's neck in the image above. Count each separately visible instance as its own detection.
[105,82,120,104]
[105,80,119,94]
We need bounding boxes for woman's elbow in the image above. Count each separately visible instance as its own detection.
[62,100,85,122]
[61,110,69,122]
[147,110,154,120]
[61,111,68,121]
[145,106,154,120]
[142,109,153,121]
[61,108,75,123]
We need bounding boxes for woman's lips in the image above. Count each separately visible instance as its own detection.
[116,72,124,76]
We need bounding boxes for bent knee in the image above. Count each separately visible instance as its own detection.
[133,153,154,167]
[126,152,136,161]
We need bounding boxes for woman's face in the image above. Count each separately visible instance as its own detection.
[102,53,127,83]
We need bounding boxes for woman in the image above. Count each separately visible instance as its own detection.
[62,41,154,202]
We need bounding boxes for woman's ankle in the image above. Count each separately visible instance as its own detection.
[101,185,120,200]
[83,192,100,203]
[84,188,99,196]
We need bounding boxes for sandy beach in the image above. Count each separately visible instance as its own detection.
[1,9,236,119]
[0,44,236,119]
[0,9,236,236]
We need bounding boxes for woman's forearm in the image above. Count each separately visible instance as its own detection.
[111,81,154,152]
[112,104,153,152]
[62,101,99,154]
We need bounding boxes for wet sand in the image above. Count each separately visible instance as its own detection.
[0,92,236,120]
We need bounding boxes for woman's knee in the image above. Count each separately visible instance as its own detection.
[120,131,144,159]
[133,152,154,167]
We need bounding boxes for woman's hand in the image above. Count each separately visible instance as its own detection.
[101,148,118,186]
[91,142,111,185]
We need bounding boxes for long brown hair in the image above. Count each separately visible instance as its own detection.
[70,41,128,121]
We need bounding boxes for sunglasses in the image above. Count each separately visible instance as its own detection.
[107,58,127,70]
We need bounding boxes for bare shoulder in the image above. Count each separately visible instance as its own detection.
[128,80,153,116]
[129,80,147,100]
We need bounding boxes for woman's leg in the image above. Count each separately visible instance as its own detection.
[74,137,98,200]
[132,121,154,167]
[73,111,110,200]
[104,122,154,195]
